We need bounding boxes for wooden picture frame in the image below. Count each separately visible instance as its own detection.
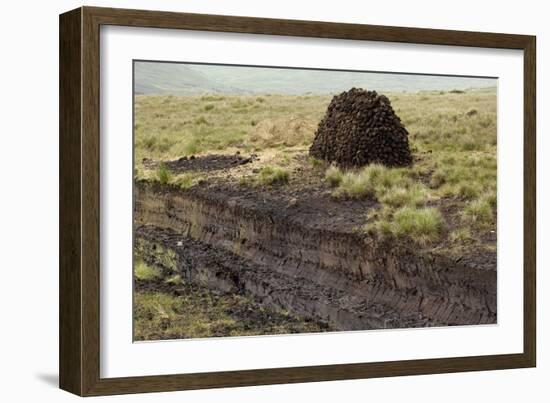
[59,6,536,396]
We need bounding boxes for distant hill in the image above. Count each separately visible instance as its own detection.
[134,61,497,95]
[134,62,243,95]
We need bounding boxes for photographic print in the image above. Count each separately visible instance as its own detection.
[132,61,497,341]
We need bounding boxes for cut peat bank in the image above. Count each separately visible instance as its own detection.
[133,88,497,338]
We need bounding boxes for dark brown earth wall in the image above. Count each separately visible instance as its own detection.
[134,181,497,331]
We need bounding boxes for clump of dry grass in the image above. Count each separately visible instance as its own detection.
[449,227,473,244]
[379,183,429,208]
[462,194,496,228]
[248,117,316,148]
[134,260,162,281]
[330,164,430,207]
[238,165,290,188]
[325,165,343,187]
[256,166,290,186]
[365,206,444,245]
[391,207,444,243]
[157,163,171,185]
[174,172,198,190]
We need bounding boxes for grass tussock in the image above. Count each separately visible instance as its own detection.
[449,227,473,244]
[134,260,162,281]
[150,167,200,190]
[157,163,171,185]
[379,183,429,208]
[325,165,344,187]
[366,207,444,244]
[462,194,496,228]
[392,207,443,242]
[239,166,290,187]
[330,164,430,207]
[174,172,198,190]
[256,166,290,186]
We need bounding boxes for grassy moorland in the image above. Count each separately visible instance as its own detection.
[134,88,496,340]
[134,93,325,160]
[135,88,496,248]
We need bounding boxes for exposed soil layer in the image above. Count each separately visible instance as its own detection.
[140,150,496,265]
[310,88,412,167]
[136,226,414,332]
[135,180,497,330]
[142,153,257,173]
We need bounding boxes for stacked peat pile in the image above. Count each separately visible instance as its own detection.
[309,88,412,167]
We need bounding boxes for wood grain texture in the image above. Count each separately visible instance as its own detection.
[523,38,536,367]
[58,6,537,396]
[86,6,531,49]
[80,6,102,396]
[59,8,82,396]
